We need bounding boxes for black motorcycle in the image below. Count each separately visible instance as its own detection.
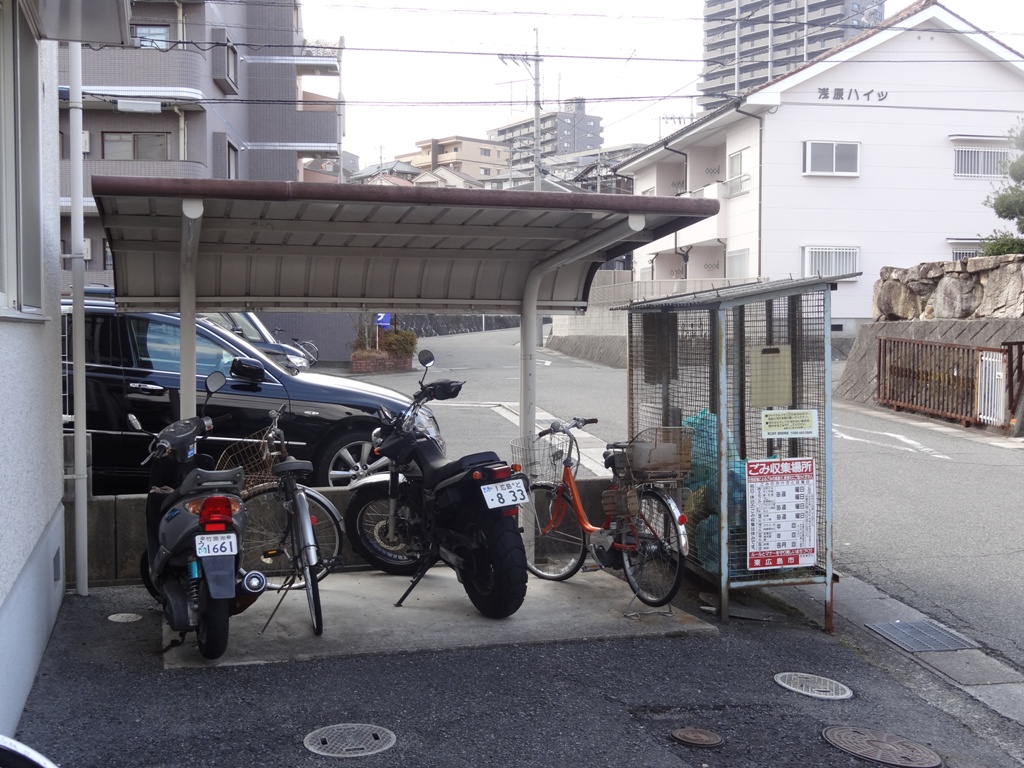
[345,350,529,618]
[136,371,266,659]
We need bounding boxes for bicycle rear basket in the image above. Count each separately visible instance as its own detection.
[626,426,693,481]
[215,428,278,492]
[510,433,573,486]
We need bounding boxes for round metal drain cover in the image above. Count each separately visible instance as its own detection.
[774,672,853,700]
[107,613,142,623]
[304,724,396,758]
[671,726,724,748]
[822,726,942,767]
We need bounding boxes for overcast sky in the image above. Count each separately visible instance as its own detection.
[297,1,1024,168]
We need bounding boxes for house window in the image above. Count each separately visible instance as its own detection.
[724,149,750,197]
[480,168,491,176]
[1,1,44,310]
[803,141,860,175]
[725,248,750,278]
[103,240,114,270]
[954,146,1012,179]
[102,133,169,161]
[802,245,859,278]
[480,148,491,157]
[132,24,171,50]
[951,247,979,261]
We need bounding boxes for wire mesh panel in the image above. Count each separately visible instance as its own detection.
[626,283,832,601]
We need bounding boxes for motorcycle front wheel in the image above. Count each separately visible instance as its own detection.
[455,513,528,619]
[345,485,426,576]
[196,588,230,660]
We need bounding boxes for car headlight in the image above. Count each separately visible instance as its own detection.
[287,354,309,369]
[413,407,445,455]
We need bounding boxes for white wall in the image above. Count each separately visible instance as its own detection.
[0,39,66,734]
[760,22,1024,325]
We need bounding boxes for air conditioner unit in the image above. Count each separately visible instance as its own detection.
[82,130,91,154]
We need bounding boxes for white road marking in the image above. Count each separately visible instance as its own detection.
[832,423,951,459]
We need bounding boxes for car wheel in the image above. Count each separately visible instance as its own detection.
[313,429,389,488]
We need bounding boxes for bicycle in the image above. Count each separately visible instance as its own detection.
[217,406,344,635]
[291,337,319,366]
[510,418,690,609]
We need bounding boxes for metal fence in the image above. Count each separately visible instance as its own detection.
[876,337,1012,428]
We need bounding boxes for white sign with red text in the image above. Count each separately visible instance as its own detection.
[746,458,817,571]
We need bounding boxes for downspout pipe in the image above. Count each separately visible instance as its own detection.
[70,42,87,595]
[734,101,765,276]
[519,216,650,439]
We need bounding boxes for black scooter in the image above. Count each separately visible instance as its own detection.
[135,371,266,659]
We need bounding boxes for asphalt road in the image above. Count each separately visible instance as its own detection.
[12,327,1024,767]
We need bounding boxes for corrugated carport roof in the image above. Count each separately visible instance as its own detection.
[91,176,719,314]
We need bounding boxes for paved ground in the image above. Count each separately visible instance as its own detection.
[12,559,1024,767]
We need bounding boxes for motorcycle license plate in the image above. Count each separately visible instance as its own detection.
[480,478,528,509]
[195,532,237,557]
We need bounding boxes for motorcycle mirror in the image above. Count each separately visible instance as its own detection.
[127,414,142,432]
[418,350,435,368]
[205,371,227,394]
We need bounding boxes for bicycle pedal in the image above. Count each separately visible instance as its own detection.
[261,549,284,560]
[581,563,603,573]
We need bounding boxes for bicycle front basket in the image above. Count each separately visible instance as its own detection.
[215,428,277,492]
[509,433,572,486]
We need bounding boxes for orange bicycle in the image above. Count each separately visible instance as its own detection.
[511,417,690,607]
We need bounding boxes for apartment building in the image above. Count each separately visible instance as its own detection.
[699,0,886,111]
[487,98,604,171]
[395,136,511,181]
[619,0,1024,334]
[57,0,340,288]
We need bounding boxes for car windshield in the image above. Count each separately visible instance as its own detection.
[199,312,269,344]
[196,317,296,377]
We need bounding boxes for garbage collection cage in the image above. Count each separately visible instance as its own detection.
[622,276,842,625]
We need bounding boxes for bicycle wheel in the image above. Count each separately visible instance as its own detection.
[296,339,319,365]
[241,483,343,590]
[621,489,685,607]
[521,482,587,580]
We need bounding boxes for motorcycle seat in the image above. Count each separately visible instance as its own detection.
[423,451,501,488]
[160,466,244,512]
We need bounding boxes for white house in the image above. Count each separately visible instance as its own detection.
[0,0,130,735]
[617,0,1024,335]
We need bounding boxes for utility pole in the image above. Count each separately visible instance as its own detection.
[498,31,543,191]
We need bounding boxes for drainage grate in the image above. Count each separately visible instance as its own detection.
[303,724,397,758]
[822,726,942,767]
[866,619,977,653]
[774,672,853,700]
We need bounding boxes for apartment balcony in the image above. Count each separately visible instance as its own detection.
[59,45,206,103]
[673,182,730,246]
[60,159,208,203]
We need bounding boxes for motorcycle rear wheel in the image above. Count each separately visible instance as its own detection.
[345,486,425,576]
[196,589,231,659]
[456,514,528,619]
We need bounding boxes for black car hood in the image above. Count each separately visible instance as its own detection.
[284,370,413,412]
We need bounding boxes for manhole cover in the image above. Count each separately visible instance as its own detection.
[774,672,853,700]
[303,724,396,758]
[822,726,942,767]
[107,613,142,623]
[670,726,724,747]
[865,620,976,653]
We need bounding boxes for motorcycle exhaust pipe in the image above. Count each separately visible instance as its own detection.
[231,571,267,616]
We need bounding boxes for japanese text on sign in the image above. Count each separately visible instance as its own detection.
[761,409,818,439]
[746,458,817,571]
[817,88,889,101]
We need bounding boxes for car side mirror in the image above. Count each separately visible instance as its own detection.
[230,357,266,382]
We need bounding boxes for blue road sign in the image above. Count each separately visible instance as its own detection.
[375,312,392,329]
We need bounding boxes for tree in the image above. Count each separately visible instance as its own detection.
[982,120,1024,256]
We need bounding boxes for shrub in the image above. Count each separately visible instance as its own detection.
[980,230,1024,257]
[378,328,417,358]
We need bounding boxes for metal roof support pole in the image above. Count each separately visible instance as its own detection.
[69,42,88,596]
[519,215,650,439]
[179,198,204,418]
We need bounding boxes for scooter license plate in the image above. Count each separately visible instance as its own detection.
[480,478,528,509]
[195,532,238,558]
